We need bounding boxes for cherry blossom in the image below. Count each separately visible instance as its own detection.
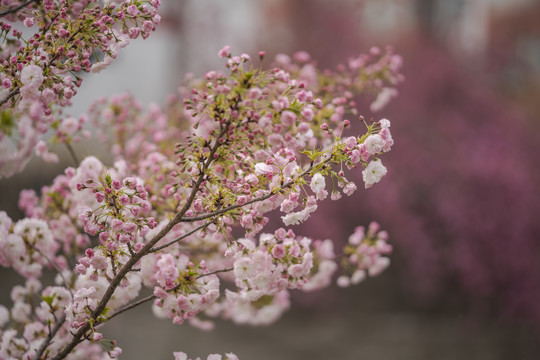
[0,33,401,358]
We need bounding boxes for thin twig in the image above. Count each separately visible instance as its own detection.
[65,143,80,166]
[149,223,207,253]
[195,267,233,279]
[101,293,155,324]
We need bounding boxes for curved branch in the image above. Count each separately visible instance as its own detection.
[0,87,19,108]
[0,0,37,17]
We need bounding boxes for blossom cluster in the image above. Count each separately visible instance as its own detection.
[337,222,392,287]
[0,41,402,359]
[0,0,161,178]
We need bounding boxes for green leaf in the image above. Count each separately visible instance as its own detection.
[99,338,116,352]
[104,173,112,186]
[41,294,56,307]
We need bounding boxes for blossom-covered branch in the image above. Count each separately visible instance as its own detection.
[0,0,161,177]
[0,42,401,359]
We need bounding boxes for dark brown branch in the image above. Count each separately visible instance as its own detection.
[0,87,19,107]
[0,0,37,17]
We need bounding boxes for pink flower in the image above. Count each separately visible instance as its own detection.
[193,199,204,212]
[240,214,253,228]
[23,17,34,27]
[271,244,285,259]
[128,27,141,39]
[343,182,357,196]
[111,219,124,231]
[61,117,79,135]
[237,195,248,206]
[155,254,179,289]
[123,222,138,233]
[345,136,357,149]
[301,107,314,121]
[280,198,297,213]
[95,192,105,203]
[350,149,361,164]
[126,5,139,16]
[280,110,297,126]
[218,45,231,58]
[118,194,130,206]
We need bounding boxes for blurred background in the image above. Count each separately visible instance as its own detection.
[2,0,540,358]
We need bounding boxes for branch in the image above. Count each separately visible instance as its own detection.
[49,123,231,360]
[180,190,275,223]
[101,293,155,324]
[33,313,66,360]
[0,87,19,107]
[149,222,207,253]
[196,267,233,279]
[0,0,37,17]
[65,143,80,166]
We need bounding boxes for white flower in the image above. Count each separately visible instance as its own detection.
[368,257,390,276]
[0,305,9,327]
[362,159,387,188]
[336,275,351,288]
[351,270,366,284]
[254,162,273,176]
[370,87,397,112]
[20,64,43,89]
[364,134,384,155]
[310,172,325,194]
[234,257,256,280]
[11,302,31,323]
[73,286,96,301]
[281,211,304,226]
[379,118,391,128]
[173,352,188,360]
